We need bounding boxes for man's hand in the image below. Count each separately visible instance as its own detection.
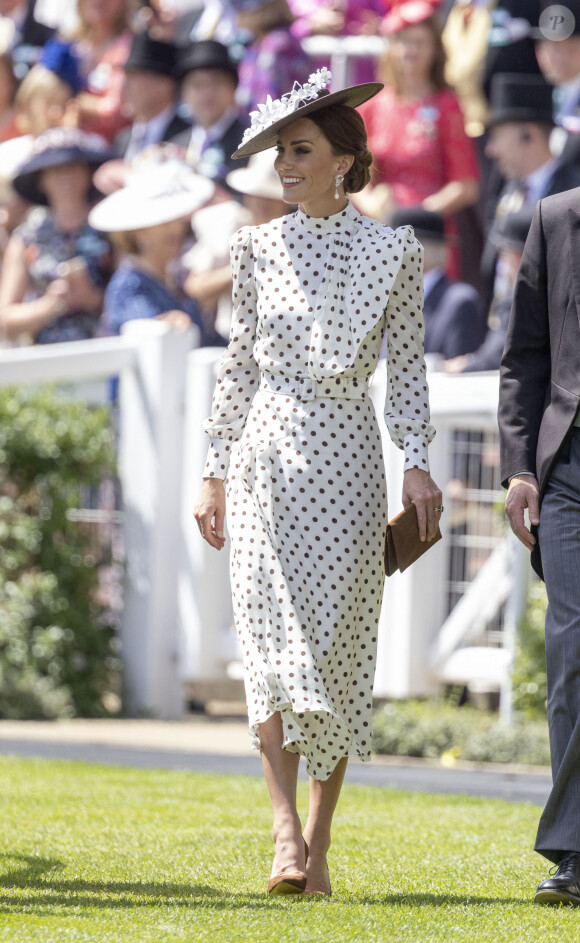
[505,474,540,551]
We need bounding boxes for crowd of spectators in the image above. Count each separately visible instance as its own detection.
[0,0,579,378]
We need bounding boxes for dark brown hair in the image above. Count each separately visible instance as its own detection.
[308,104,373,193]
[379,16,448,95]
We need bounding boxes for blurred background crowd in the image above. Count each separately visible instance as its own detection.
[0,0,578,377]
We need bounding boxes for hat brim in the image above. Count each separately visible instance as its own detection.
[88,176,215,232]
[488,107,555,128]
[226,166,284,199]
[232,83,384,159]
[13,147,111,205]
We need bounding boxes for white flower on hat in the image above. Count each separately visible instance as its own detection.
[240,68,332,147]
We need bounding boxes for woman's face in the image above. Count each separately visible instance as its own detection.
[40,163,92,207]
[78,0,126,32]
[134,217,187,258]
[274,117,351,209]
[390,24,436,82]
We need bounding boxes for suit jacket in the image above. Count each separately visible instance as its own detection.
[424,272,486,360]
[171,116,250,190]
[114,111,192,159]
[481,161,580,310]
[498,186,580,576]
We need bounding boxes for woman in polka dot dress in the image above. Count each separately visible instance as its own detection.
[194,70,442,897]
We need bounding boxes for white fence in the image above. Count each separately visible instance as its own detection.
[0,329,529,718]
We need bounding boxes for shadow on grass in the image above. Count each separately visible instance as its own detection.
[0,858,532,912]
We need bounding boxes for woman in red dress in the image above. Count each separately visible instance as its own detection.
[358,4,479,276]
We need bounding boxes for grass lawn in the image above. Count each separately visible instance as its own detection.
[0,757,576,943]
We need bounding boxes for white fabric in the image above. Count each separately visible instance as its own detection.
[202,202,434,779]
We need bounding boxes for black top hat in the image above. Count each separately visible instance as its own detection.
[12,128,111,205]
[492,206,535,252]
[488,73,554,127]
[390,206,445,243]
[534,1,580,39]
[124,33,178,78]
[176,40,238,85]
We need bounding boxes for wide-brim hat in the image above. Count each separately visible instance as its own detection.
[488,73,554,128]
[88,160,215,232]
[12,128,111,205]
[176,39,238,84]
[226,149,284,199]
[232,68,383,159]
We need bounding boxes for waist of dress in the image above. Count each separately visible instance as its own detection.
[259,371,368,402]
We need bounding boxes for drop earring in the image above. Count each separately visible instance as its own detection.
[334,173,344,200]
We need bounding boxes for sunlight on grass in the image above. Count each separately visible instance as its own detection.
[0,757,575,942]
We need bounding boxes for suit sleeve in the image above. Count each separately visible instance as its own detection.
[498,200,551,487]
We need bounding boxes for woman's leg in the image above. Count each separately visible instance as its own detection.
[302,757,348,894]
[258,712,306,879]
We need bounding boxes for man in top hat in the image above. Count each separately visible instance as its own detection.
[388,206,486,361]
[481,72,580,308]
[172,40,249,189]
[535,0,580,165]
[114,33,192,161]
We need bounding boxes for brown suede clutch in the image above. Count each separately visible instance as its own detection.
[384,503,442,577]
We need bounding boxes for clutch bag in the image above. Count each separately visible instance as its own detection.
[384,503,442,577]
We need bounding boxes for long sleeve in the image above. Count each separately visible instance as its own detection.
[203,227,259,479]
[384,226,436,471]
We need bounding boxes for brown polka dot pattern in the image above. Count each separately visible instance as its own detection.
[203,203,435,781]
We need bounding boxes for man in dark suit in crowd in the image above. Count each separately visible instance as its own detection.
[499,184,580,904]
[481,72,580,309]
[173,40,249,191]
[115,33,192,161]
[534,0,580,167]
[0,0,54,78]
[445,206,534,373]
[387,207,486,361]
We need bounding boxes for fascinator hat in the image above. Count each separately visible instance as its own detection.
[232,68,383,159]
[382,0,442,34]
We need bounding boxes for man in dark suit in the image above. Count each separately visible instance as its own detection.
[114,33,192,161]
[1,0,54,78]
[390,207,486,361]
[499,185,580,904]
[173,40,249,191]
[534,0,580,168]
[482,73,580,309]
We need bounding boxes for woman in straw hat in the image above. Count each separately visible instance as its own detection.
[194,69,442,896]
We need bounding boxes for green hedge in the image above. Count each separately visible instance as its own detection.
[0,386,121,719]
[512,583,548,717]
[372,699,550,766]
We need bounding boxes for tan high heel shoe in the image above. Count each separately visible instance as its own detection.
[303,839,332,896]
[267,838,308,896]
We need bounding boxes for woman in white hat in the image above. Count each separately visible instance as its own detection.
[194,70,442,896]
[89,160,222,343]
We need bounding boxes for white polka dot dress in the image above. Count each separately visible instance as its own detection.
[203,202,435,781]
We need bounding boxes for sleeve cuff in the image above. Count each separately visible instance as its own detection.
[204,438,231,479]
[403,433,430,473]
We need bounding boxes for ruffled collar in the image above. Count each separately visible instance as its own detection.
[295,201,361,234]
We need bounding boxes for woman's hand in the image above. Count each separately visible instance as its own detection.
[156,309,192,333]
[402,468,443,543]
[194,478,226,550]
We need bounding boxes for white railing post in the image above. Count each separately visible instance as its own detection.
[178,347,238,684]
[118,320,194,719]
